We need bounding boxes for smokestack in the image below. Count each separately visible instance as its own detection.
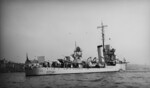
[97,45,103,63]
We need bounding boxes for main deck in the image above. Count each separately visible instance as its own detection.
[25,63,126,76]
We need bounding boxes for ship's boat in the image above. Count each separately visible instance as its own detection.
[25,22,128,76]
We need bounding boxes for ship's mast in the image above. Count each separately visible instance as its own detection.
[97,22,108,53]
[26,53,29,61]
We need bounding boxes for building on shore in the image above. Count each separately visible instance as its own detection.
[0,58,25,73]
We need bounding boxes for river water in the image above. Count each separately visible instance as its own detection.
[0,71,150,88]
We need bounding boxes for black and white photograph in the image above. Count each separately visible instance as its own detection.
[0,0,150,88]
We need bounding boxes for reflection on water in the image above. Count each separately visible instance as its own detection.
[0,71,150,88]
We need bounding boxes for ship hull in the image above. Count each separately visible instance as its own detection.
[25,63,126,76]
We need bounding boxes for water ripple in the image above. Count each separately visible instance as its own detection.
[0,71,150,88]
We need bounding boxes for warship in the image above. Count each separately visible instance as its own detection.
[25,22,127,76]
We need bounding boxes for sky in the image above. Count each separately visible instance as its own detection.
[0,0,150,65]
